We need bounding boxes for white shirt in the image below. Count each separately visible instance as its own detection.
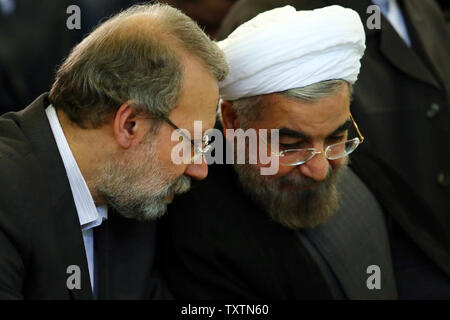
[45,105,108,296]
[372,0,412,47]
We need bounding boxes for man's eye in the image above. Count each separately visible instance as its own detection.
[280,142,302,149]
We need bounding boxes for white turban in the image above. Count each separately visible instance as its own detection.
[217,5,366,101]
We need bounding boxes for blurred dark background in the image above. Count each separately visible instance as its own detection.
[0,0,447,114]
[0,0,237,114]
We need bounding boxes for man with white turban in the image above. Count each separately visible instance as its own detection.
[160,5,397,299]
[217,0,450,299]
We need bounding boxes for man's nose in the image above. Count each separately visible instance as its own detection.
[298,150,330,182]
[184,158,209,180]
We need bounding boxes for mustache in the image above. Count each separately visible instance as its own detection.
[274,157,348,191]
[276,169,333,190]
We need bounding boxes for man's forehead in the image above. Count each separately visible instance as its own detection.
[171,91,219,129]
[178,112,217,135]
[256,92,350,125]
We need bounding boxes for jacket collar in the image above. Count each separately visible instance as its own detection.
[332,0,443,90]
[18,93,93,299]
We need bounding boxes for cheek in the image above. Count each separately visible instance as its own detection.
[275,165,297,178]
[150,139,188,178]
[156,151,187,178]
[255,161,296,178]
[152,125,184,162]
[329,158,343,170]
[153,132,178,163]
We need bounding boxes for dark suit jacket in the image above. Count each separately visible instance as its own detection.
[0,94,170,299]
[217,0,450,292]
[160,163,397,299]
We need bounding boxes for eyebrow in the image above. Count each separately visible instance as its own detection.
[329,119,353,136]
[278,118,353,140]
[279,127,308,139]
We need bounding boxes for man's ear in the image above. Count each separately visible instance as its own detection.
[113,101,147,149]
[220,100,240,132]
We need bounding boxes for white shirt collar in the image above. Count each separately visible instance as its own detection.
[45,105,108,230]
[372,0,390,13]
[371,0,412,47]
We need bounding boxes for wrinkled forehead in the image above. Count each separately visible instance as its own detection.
[254,89,351,134]
[170,56,220,132]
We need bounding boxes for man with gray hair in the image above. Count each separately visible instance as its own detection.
[0,3,228,299]
[160,5,397,299]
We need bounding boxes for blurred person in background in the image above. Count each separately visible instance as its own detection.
[165,0,237,37]
[0,0,235,114]
[0,0,136,113]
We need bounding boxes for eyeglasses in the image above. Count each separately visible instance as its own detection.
[161,115,212,164]
[273,115,365,166]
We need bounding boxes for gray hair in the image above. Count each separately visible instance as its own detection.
[49,3,228,128]
[229,80,352,124]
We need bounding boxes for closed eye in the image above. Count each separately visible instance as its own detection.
[280,142,304,150]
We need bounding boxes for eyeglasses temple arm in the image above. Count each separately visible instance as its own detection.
[350,114,364,143]
[162,115,196,147]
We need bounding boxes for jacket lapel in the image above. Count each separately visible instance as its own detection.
[94,209,164,299]
[301,168,397,299]
[53,190,94,300]
[340,0,441,89]
[94,217,110,299]
[378,12,440,89]
[18,94,93,299]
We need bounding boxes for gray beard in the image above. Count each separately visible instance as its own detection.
[98,171,191,221]
[233,161,347,230]
[94,139,191,221]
